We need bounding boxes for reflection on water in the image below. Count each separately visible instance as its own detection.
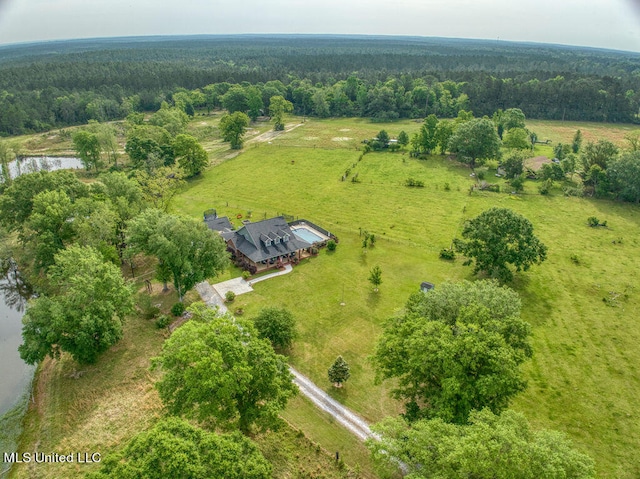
[4,156,83,181]
[0,258,35,417]
[0,258,33,313]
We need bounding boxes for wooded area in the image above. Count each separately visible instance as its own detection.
[1,35,639,135]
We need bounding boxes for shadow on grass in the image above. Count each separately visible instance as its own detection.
[326,383,350,403]
[511,274,554,327]
[367,290,381,307]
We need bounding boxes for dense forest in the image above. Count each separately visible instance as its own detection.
[1,35,640,135]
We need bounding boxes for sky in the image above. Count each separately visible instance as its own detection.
[0,0,639,52]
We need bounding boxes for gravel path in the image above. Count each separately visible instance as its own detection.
[197,268,379,444]
[289,367,378,442]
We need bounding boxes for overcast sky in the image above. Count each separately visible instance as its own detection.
[0,0,639,52]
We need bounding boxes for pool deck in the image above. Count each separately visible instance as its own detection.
[291,224,330,243]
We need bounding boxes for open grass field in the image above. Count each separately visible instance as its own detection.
[172,116,640,478]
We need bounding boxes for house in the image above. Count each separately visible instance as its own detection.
[212,216,314,273]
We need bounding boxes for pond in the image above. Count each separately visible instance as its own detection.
[5,156,84,180]
[0,261,34,416]
[0,261,35,475]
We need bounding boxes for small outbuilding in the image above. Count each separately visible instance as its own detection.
[420,282,435,293]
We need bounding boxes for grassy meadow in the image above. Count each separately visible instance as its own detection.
[172,116,640,478]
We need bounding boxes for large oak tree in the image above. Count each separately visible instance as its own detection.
[454,207,547,282]
[368,409,595,479]
[153,304,297,433]
[126,209,229,300]
[447,117,501,169]
[19,245,134,364]
[373,280,532,424]
[89,417,271,479]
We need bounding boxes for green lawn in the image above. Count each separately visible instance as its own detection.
[173,117,640,478]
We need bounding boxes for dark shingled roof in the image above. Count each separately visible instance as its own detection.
[205,216,234,233]
[222,216,311,263]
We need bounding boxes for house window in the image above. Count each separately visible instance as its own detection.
[274,237,280,244]
[265,239,272,246]
[283,234,289,242]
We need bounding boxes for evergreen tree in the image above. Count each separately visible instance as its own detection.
[328,355,351,387]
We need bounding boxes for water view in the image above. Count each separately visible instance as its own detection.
[5,156,83,180]
[0,261,35,416]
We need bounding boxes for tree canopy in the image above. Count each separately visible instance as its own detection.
[72,130,101,171]
[269,95,293,131]
[447,118,501,169]
[0,170,89,231]
[252,307,297,351]
[373,280,532,424]
[503,127,531,150]
[219,112,250,149]
[608,151,640,203]
[454,207,547,282]
[88,417,272,479]
[19,245,133,364]
[126,209,229,300]
[368,409,595,479]
[152,304,297,433]
[172,133,209,177]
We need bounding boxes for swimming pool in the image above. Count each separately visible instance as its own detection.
[292,227,324,244]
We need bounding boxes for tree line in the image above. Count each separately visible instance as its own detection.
[1,36,639,135]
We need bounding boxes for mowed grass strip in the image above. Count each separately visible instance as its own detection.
[173,117,640,478]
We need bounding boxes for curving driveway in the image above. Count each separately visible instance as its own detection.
[196,267,378,443]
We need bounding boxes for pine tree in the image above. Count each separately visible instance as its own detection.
[328,356,351,388]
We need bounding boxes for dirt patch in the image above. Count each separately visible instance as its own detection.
[248,123,304,145]
[525,155,551,172]
[338,128,351,132]
[332,137,352,142]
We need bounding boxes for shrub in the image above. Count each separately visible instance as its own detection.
[538,178,553,195]
[587,216,600,227]
[225,291,236,302]
[485,159,499,170]
[570,254,581,265]
[310,247,319,255]
[510,175,525,192]
[155,314,172,329]
[476,170,486,180]
[242,270,251,280]
[444,182,451,191]
[439,248,456,260]
[587,217,607,228]
[405,177,425,188]
[171,302,186,317]
[138,294,160,320]
[327,239,337,251]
